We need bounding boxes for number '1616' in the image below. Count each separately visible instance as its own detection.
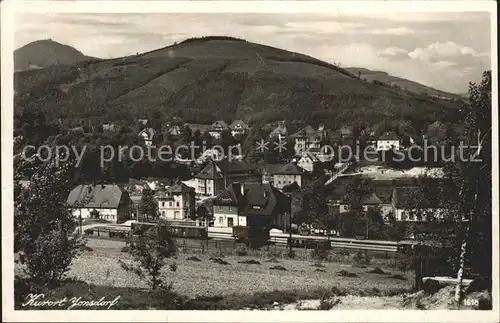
[463,298,479,307]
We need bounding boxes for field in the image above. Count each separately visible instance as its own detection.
[70,239,412,299]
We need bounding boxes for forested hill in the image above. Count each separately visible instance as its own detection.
[14,36,462,130]
[345,67,461,100]
[14,39,98,71]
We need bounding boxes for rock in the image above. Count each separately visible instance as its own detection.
[336,270,358,278]
[367,267,385,274]
[270,265,287,271]
[238,259,261,265]
[186,256,202,262]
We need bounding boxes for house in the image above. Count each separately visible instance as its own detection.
[167,124,182,137]
[212,182,290,231]
[291,125,322,156]
[102,123,116,132]
[297,151,321,173]
[269,121,287,141]
[376,131,400,151]
[327,176,392,219]
[391,186,444,221]
[157,182,195,220]
[184,123,212,136]
[67,184,132,224]
[229,120,249,137]
[209,120,230,138]
[193,159,260,196]
[339,126,353,139]
[262,162,307,190]
[138,128,155,146]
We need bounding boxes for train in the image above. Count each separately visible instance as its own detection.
[130,222,208,239]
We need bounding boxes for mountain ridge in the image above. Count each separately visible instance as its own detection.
[14,36,461,129]
[14,39,99,71]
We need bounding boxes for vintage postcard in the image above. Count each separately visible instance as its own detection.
[2,0,499,322]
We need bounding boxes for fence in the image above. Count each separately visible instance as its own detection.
[172,237,409,269]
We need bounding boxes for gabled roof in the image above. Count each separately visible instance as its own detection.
[229,120,249,130]
[339,126,353,136]
[211,120,229,130]
[378,131,399,141]
[195,160,223,179]
[242,183,290,217]
[291,125,319,139]
[195,159,256,179]
[299,151,321,163]
[138,127,155,139]
[269,122,287,137]
[359,193,383,205]
[265,162,305,175]
[213,183,246,206]
[67,184,126,209]
[168,182,195,194]
[185,123,212,134]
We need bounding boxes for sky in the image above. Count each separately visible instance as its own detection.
[14,11,492,94]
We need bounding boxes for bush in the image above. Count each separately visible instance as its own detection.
[121,224,177,291]
[310,241,330,261]
[352,251,371,266]
[236,247,248,256]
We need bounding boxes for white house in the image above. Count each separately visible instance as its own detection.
[208,120,230,139]
[391,186,445,221]
[67,184,132,224]
[229,120,249,137]
[297,152,321,173]
[157,182,196,220]
[193,159,260,196]
[138,128,155,147]
[262,162,308,190]
[212,182,290,230]
[376,131,400,151]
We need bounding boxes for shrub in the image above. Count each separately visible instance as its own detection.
[121,224,177,291]
[236,247,248,256]
[14,157,85,286]
[352,250,371,266]
[310,241,330,261]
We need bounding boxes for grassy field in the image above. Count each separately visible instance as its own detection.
[69,239,412,299]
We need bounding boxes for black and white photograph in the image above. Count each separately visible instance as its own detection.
[2,1,498,321]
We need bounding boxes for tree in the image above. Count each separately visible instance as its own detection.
[140,188,158,222]
[14,152,85,286]
[415,71,492,302]
[120,221,177,291]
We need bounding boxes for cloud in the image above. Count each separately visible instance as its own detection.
[283,21,366,34]
[378,47,408,59]
[368,27,418,35]
[408,41,487,61]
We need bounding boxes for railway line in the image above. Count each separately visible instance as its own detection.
[84,223,400,253]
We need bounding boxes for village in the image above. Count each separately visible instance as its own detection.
[61,118,446,244]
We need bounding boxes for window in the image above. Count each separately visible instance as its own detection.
[227,217,234,227]
[176,202,180,207]
[228,206,232,211]
[219,206,223,210]
[162,202,165,207]
[162,211,165,216]
[219,217,223,224]
[169,202,172,207]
